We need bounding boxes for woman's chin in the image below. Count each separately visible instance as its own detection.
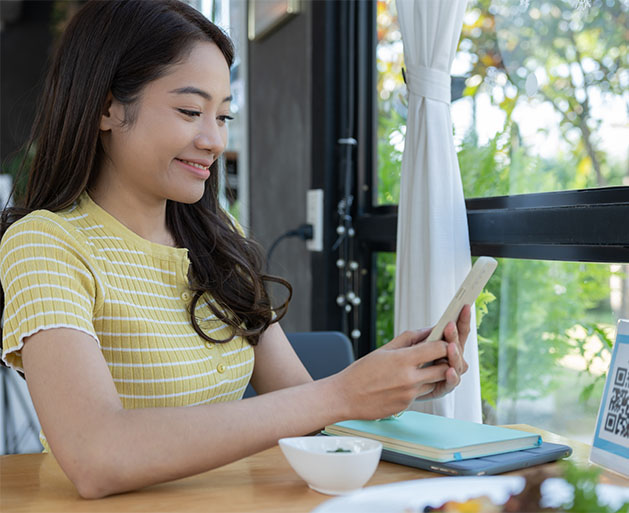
[169,187,207,205]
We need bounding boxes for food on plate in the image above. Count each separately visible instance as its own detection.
[419,469,554,512]
[419,462,627,513]
[422,495,502,512]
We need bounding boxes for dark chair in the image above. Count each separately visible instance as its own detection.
[243,331,355,398]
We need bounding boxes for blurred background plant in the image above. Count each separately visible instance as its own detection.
[2,146,34,206]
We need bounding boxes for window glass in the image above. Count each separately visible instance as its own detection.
[376,0,629,203]
[199,0,246,222]
[481,259,626,442]
[376,0,405,205]
[375,252,396,348]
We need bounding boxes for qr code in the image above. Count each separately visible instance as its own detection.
[604,366,629,438]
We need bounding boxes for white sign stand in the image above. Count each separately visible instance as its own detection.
[590,319,629,477]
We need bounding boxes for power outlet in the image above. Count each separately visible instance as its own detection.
[306,189,324,252]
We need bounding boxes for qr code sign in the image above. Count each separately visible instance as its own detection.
[604,367,629,438]
[591,325,629,476]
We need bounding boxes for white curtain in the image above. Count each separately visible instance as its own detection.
[394,0,481,422]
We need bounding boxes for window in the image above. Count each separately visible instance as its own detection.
[377,0,629,202]
[478,258,623,441]
[364,0,629,439]
[196,0,250,227]
[376,0,405,205]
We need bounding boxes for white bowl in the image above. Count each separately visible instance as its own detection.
[278,436,382,496]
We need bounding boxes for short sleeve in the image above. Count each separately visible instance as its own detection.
[0,213,103,372]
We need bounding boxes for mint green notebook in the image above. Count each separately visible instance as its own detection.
[323,411,542,462]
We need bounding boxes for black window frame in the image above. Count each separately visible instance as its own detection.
[310,0,629,358]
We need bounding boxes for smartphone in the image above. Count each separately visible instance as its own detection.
[426,256,498,343]
[379,257,498,419]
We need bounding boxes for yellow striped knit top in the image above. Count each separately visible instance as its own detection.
[0,192,254,446]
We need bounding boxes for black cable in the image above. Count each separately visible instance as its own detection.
[266,224,313,271]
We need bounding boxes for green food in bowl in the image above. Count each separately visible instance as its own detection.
[327,448,352,453]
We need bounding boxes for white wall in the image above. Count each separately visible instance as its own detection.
[0,368,42,454]
[0,174,43,454]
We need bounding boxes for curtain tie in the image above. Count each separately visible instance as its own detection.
[406,65,451,104]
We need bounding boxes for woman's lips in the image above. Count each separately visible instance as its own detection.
[176,158,211,178]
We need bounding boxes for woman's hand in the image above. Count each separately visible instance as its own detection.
[331,305,472,420]
[419,303,472,400]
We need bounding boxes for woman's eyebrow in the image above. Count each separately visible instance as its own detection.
[169,86,232,103]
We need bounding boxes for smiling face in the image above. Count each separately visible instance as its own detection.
[96,41,232,207]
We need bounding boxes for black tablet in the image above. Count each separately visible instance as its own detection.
[381,441,573,476]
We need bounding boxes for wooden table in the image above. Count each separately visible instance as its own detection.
[2,425,627,512]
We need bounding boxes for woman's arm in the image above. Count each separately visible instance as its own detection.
[248,323,313,394]
[21,310,468,499]
[250,304,471,397]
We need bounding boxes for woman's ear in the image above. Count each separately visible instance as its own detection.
[99,92,122,132]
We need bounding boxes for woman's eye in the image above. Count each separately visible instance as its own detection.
[218,115,234,123]
[177,108,202,117]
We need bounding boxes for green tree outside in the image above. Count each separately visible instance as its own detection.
[375,0,627,431]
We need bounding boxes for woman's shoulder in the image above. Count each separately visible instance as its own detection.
[3,208,69,237]
[1,207,90,256]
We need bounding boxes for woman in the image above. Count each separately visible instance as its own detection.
[0,0,471,499]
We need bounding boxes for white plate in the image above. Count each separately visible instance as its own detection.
[310,476,629,513]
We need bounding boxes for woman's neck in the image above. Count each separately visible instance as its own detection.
[87,183,177,248]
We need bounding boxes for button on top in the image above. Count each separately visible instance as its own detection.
[204,341,214,350]
[181,291,191,302]
[217,363,226,374]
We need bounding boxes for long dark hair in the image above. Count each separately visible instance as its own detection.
[1,0,291,354]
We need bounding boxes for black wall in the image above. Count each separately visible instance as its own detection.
[248,6,313,332]
[1,1,53,164]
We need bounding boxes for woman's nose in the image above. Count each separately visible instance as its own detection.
[194,120,226,155]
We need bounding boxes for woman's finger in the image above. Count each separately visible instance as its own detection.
[456,304,472,350]
[442,323,464,371]
[412,363,449,399]
[421,367,460,400]
[443,321,458,344]
[383,327,433,350]
[411,326,435,345]
[415,382,437,398]
[446,341,467,376]
[436,367,461,397]
[444,366,461,390]
[413,361,449,383]
[404,340,448,368]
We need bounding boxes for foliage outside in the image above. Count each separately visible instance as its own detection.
[375,0,628,430]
